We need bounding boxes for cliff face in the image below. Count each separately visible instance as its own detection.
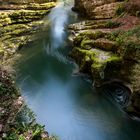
[73,0,124,19]
[70,0,140,118]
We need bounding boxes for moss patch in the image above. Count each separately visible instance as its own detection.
[0,1,54,62]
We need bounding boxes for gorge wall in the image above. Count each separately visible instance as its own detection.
[70,0,140,118]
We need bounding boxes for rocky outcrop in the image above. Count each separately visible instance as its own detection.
[70,0,140,118]
[73,0,125,19]
[0,0,55,4]
[0,1,57,139]
[0,1,56,62]
[0,67,57,139]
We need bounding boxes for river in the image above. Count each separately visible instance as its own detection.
[15,0,140,140]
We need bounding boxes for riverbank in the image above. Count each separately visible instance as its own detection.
[0,1,56,63]
[69,0,140,118]
[0,0,58,139]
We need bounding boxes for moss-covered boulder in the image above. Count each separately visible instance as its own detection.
[0,67,57,140]
[69,20,121,31]
[0,1,56,62]
[73,31,118,51]
[70,46,121,86]
[0,20,46,61]
[69,19,140,117]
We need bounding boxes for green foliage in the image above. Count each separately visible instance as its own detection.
[107,26,140,49]
[2,105,59,140]
[105,21,121,28]
[3,106,43,139]
[136,11,140,17]
[116,4,126,16]
[0,68,18,95]
[19,135,26,140]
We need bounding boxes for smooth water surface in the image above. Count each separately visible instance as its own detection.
[15,0,140,140]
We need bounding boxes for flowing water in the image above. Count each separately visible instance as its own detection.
[15,0,140,140]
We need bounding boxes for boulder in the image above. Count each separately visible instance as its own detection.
[73,0,124,19]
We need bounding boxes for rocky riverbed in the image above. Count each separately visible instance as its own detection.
[69,0,140,118]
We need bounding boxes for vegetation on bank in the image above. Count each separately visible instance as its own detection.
[116,0,140,17]
[0,67,57,140]
[0,1,56,62]
[0,0,58,139]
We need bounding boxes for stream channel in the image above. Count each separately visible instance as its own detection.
[15,0,140,140]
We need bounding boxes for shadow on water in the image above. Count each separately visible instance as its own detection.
[15,0,140,140]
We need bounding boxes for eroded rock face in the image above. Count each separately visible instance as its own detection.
[0,2,56,62]
[69,24,140,117]
[70,0,140,118]
[0,0,54,4]
[0,2,57,139]
[73,0,124,19]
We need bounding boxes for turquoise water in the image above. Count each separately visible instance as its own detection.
[15,1,140,140]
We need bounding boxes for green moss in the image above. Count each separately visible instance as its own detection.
[0,17,46,61]
[71,46,121,76]
[9,10,50,23]
[106,30,121,41]
[80,31,104,40]
[116,3,126,15]
[74,31,106,46]
[85,21,121,29]
[26,2,56,10]
[0,2,55,26]
[81,39,93,49]
[105,20,121,28]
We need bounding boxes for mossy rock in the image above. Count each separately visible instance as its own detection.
[0,13,12,26]
[0,19,46,61]
[70,47,122,85]
[74,31,106,46]
[69,20,121,31]
[81,38,118,52]
[74,31,118,52]
[0,2,55,26]
[26,2,56,10]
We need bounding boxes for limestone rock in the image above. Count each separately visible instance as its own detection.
[73,0,124,19]
[92,2,123,19]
